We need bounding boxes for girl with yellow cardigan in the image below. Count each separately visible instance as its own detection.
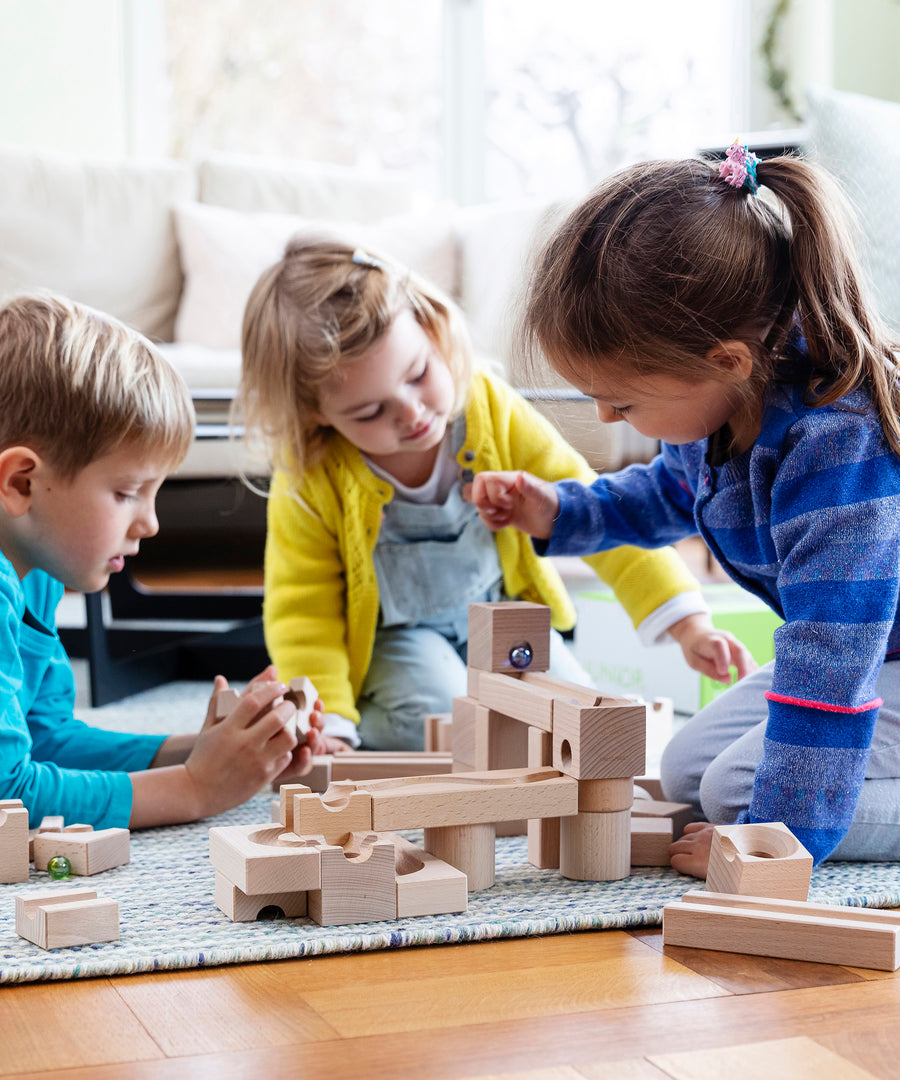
[237,238,752,751]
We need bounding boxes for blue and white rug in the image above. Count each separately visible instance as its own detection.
[4,679,900,984]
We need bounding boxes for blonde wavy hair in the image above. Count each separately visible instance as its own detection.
[237,236,473,476]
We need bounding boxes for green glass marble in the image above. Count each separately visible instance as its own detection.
[47,855,72,880]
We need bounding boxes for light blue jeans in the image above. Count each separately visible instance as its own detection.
[356,625,594,751]
[660,659,900,861]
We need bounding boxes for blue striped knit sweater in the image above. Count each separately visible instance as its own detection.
[542,362,900,864]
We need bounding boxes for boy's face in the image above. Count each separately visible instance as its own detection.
[18,444,168,593]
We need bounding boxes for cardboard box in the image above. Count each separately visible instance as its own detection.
[573,584,782,715]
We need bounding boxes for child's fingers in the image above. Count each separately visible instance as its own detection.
[223,680,289,728]
[203,675,230,729]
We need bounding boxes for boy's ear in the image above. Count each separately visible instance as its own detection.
[705,340,754,383]
[0,447,42,516]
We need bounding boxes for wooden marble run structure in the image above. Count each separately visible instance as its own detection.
[663,822,900,971]
[211,600,692,926]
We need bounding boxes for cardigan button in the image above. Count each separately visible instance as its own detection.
[463,450,475,461]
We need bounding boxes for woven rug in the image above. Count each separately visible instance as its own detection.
[5,678,900,984]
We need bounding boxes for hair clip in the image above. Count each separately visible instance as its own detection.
[351,248,387,271]
[718,140,761,194]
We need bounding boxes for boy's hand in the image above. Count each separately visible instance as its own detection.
[202,665,280,730]
[669,821,716,879]
[185,680,298,818]
[271,704,354,780]
[465,470,560,538]
[667,613,756,685]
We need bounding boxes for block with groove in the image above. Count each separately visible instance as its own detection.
[291,784,374,844]
[393,834,468,916]
[552,698,646,779]
[705,822,813,901]
[467,601,551,673]
[663,890,900,971]
[472,671,556,732]
[214,871,308,922]
[15,888,119,950]
[209,823,324,894]
[307,833,397,926]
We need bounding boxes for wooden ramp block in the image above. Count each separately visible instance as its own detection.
[631,817,673,867]
[214,871,308,922]
[15,889,119,950]
[631,799,693,841]
[552,698,646,779]
[706,822,813,900]
[423,822,496,891]
[467,601,551,673]
[209,823,324,895]
[32,828,129,876]
[663,890,900,971]
[519,670,604,706]
[0,800,29,884]
[393,834,468,917]
[471,671,556,732]
[307,834,397,926]
[331,752,453,783]
[355,767,578,831]
[559,809,631,882]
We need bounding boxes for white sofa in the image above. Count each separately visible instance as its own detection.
[0,143,639,496]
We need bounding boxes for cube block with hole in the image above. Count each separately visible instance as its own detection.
[466,601,551,673]
[705,822,813,901]
[552,698,646,780]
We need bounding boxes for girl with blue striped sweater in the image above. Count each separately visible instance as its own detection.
[469,146,900,877]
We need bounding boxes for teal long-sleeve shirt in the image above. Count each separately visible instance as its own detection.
[0,552,165,828]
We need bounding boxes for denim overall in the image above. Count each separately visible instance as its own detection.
[355,422,593,749]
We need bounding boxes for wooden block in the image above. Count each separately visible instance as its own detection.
[519,671,604,706]
[292,786,374,844]
[332,752,453,783]
[278,783,312,831]
[393,834,468,917]
[15,889,119,949]
[63,824,94,833]
[32,828,129,876]
[209,823,324,894]
[578,777,635,812]
[467,600,551,673]
[705,822,813,901]
[0,800,29,884]
[213,687,240,721]
[307,833,397,925]
[552,698,646,779]
[631,817,673,866]
[214,871,308,922]
[527,727,559,869]
[423,822,496,891]
[451,695,480,768]
[475,671,556,732]
[559,809,631,881]
[284,675,317,741]
[357,767,578,831]
[424,712,452,753]
[631,799,694,841]
[37,815,64,834]
[482,709,529,836]
[663,890,900,971]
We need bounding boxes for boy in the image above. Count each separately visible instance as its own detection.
[0,293,312,829]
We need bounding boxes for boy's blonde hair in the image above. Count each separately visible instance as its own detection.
[523,155,900,455]
[238,236,473,475]
[0,293,194,478]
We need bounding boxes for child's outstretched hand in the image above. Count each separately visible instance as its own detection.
[273,705,354,781]
[667,613,756,685]
[669,821,716,879]
[465,470,560,538]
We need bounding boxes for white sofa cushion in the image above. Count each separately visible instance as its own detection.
[173,200,458,350]
[805,85,900,332]
[198,152,417,221]
[0,144,194,342]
